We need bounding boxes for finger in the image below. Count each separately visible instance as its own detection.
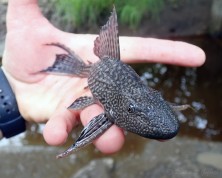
[93,125,125,154]
[119,37,206,67]
[7,0,42,25]
[80,105,125,154]
[43,108,78,146]
[8,0,37,5]
[66,35,205,67]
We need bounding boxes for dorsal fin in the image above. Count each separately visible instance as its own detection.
[93,6,120,60]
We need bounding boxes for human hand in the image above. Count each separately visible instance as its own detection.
[2,0,205,153]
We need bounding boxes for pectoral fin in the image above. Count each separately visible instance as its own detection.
[56,113,112,158]
[68,96,97,110]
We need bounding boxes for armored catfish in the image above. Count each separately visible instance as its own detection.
[41,7,187,158]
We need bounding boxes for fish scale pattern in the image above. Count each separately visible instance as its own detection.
[42,7,181,158]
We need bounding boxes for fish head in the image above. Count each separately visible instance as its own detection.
[108,88,180,140]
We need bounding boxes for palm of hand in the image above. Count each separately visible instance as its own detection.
[3,5,124,152]
[3,11,87,121]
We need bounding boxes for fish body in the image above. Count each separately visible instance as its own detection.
[42,7,184,158]
[89,58,179,139]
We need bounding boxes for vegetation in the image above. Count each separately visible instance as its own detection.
[54,0,165,30]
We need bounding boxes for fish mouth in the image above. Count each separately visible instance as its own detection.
[139,122,180,140]
[157,129,179,141]
[157,139,168,142]
[158,120,180,140]
[149,129,179,140]
[145,117,180,140]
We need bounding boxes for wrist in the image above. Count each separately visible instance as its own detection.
[0,67,26,138]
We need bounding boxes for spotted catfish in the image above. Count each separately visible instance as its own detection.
[41,7,188,158]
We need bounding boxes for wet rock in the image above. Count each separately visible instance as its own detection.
[197,152,222,170]
[0,145,75,178]
[71,158,114,178]
[113,136,222,178]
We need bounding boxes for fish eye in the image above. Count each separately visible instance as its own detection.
[147,105,154,112]
[128,103,135,113]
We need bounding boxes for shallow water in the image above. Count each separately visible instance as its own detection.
[149,35,222,141]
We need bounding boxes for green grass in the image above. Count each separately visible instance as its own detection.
[119,0,164,28]
[54,0,165,30]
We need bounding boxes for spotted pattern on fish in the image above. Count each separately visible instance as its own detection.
[41,6,187,158]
